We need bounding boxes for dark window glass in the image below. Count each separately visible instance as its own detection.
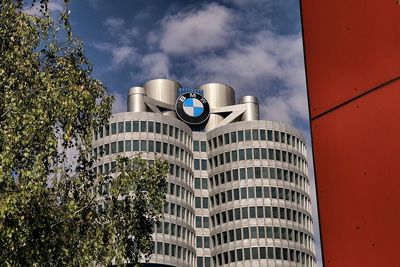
[275,248,281,260]
[272,207,278,218]
[105,124,110,136]
[204,237,210,248]
[265,207,271,218]
[259,226,265,238]
[247,167,254,179]
[245,130,251,141]
[241,207,248,219]
[260,129,266,140]
[230,250,236,263]
[140,121,146,132]
[243,228,249,239]
[264,187,270,198]
[246,148,252,160]
[232,169,239,181]
[125,140,131,152]
[148,141,154,152]
[239,168,246,180]
[234,189,240,200]
[275,149,281,161]
[202,178,208,189]
[118,141,124,152]
[241,188,247,199]
[257,206,264,218]
[201,159,207,170]
[118,122,124,133]
[274,131,280,142]
[195,197,201,208]
[254,148,260,159]
[202,197,208,209]
[267,130,273,141]
[239,149,245,161]
[195,178,201,189]
[255,167,261,178]
[105,144,110,155]
[125,121,131,132]
[231,131,237,143]
[111,123,117,134]
[201,141,207,152]
[225,152,230,163]
[251,226,257,238]
[169,126,174,137]
[249,207,256,218]
[232,150,238,162]
[266,227,273,238]
[224,133,230,144]
[268,247,274,259]
[132,140,139,151]
[237,249,243,261]
[238,130,244,141]
[252,129,259,140]
[248,187,255,198]
[132,121,139,132]
[234,208,240,220]
[203,217,209,228]
[236,228,242,240]
[196,236,202,248]
[261,148,267,159]
[252,247,259,259]
[193,141,199,151]
[260,247,267,259]
[111,142,116,154]
[194,159,200,170]
[197,257,203,267]
[268,149,274,160]
[156,141,161,153]
[244,248,251,260]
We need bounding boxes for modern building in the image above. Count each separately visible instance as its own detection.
[93,79,316,267]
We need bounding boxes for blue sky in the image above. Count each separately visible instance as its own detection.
[38,0,323,265]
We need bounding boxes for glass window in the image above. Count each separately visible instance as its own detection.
[268,247,274,259]
[148,141,154,152]
[193,141,199,151]
[248,187,255,198]
[253,148,260,159]
[237,249,243,261]
[111,142,116,154]
[267,227,273,238]
[232,150,238,162]
[155,122,161,133]
[140,121,146,132]
[252,129,259,140]
[202,178,208,189]
[249,207,256,218]
[244,248,251,260]
[204,237,210,248]
[132,121,139,132]
[111,123,117,135]
[260,129,266,140]
[196,236,202,248]
[195,178,201,189]
[238,130,244,141]
[148,121,154,133]
[260,247,267,259]
[201,159,207,170]
[125,140,131,151]
[252,247,259,259]
[234,189,240,200]
[202,197,208,208]
[246,148,252,160]
[201,141,207,152]
[231,132,237,143]
[118,141,124,152]
[234,208,240,220]
[224,133,230,144]
[194,159,200,170]
[245,130,251,141]
[251,226,257,238]
[243,228,250,240]
[265,207,271,218]
[195,197,201,208]
[203,217,209,228]
[104,124,110,136]
[132,140,139,151]
[197,257,203,267]
[242,207,248,219]
[118,122,124,133]
[267,130,273,141]
[274,131,280,142]
[259,226,265,238]
[125,121,131,132]
[156,141,161,153]
[236,228,242,240]
[239,149,245,161]
[232,169,239,181]
[247,167,254,179]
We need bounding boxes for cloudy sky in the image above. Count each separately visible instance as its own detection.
[63,0,322,265]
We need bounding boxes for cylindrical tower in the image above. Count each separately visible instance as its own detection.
[240,95,260,121]
[206,120,315,267]
[143,79,181,118]
[199,83,235,131]
[127,87,147,112]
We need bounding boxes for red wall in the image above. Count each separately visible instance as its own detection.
[300,1,400,266]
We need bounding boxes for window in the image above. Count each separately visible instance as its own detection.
[224,133,230,144]
[267,130,273,141]
[111,142,116,154]
[118,141,124,152]
[238,130,244,141]
[194,159,200,170]
[125,140,131,151]
[252,129,259,140]
[140,121,146,132]
[201,159,207,170]
[193,141,199,151]
[125,121,131,132]
[195,178,201,189]
[111,123,117,134]
[246,148,252,160]
[239,149,245,161]
[118,122,124,133]
[201,141,207,152]
[232,150,238,162]
[202,197,208,208]
[231,131,237,143]
[203,217,209,228]
[195,197,201,208]
[245,130,251,141]
[202,178,208,189]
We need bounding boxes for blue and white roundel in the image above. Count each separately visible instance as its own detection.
[182,98,204,117]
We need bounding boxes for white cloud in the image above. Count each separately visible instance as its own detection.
[112,91,127,113]
[104,17,125,30]
[160,3,234,55]
[139,52,170,78]
[93,42,137,68]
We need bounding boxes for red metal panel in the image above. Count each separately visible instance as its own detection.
[301,0,400,118]
[311,80,400,266]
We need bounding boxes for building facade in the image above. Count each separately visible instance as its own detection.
[93,79,316,267]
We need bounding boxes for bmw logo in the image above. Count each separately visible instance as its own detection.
[176,92,210,125]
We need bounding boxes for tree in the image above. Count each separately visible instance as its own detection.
[0,1,168,266]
